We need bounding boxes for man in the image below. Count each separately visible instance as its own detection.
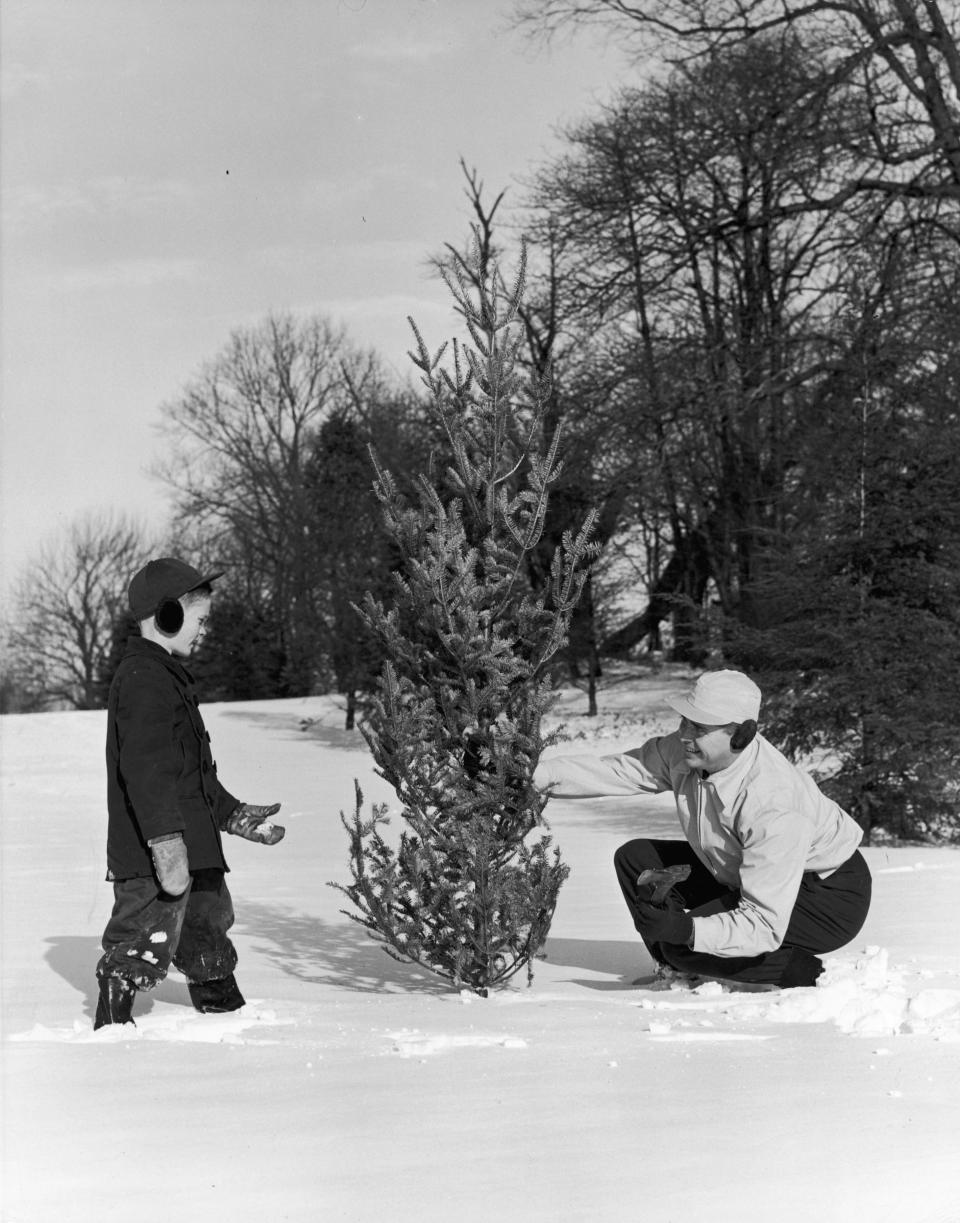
[534,670,871,988]
[95,557,285,1029]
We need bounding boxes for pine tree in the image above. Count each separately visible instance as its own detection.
[331,237,597,994]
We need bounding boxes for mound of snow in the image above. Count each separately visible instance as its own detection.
[635,946,960,1040]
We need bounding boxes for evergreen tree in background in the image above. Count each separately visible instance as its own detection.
[732,262,960,843]
[191,593,289,701]
[737,409,960,844]
[332,237,597,994]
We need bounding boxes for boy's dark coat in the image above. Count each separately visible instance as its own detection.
[105,637,238,880]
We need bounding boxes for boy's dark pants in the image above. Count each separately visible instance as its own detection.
[97,868,239,991]
[614,838,871,985]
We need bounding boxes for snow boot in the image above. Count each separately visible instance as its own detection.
[780,948,824,989]
[93,976,137,1030]
[188,973,246,1013]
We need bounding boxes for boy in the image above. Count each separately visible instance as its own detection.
[95,557,285,1029]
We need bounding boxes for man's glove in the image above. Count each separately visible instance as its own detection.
[147,833,190,896]
[634,901,694,947]
[225,802,285,845]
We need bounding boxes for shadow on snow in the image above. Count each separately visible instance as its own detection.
[43,935,197,1023]
[44,923,650,1019]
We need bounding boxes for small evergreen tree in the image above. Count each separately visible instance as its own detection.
[331,237,597,994]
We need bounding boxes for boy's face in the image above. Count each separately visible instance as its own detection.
[169,594,212,657]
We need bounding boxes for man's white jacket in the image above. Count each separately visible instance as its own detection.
[535,732,863,957]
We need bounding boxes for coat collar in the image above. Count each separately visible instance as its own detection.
[125,635,194,683]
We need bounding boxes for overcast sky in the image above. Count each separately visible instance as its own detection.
[0,0,634,602]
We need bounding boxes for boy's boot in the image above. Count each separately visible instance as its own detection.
[93,976,137,1030]
[188,973,246,1013]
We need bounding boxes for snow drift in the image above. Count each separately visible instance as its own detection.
[2,671,959,1221]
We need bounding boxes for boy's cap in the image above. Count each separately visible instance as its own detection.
[667,669,761,725]
[128,557,224,620]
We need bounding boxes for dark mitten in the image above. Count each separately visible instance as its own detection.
[225,802,285,845]
[147,833,190,895]
[634,900,694,947]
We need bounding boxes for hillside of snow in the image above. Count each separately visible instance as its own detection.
[2,665,959,1222]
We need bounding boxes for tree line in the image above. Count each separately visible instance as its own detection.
[3,3,958,841]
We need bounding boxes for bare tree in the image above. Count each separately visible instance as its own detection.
[156,312,386,694]
[522,33,889,653]
[6,512,147,709]
[514,0,960,206]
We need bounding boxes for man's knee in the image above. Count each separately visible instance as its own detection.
[614,838,658,876]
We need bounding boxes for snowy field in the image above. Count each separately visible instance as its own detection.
[2,666,959,1223]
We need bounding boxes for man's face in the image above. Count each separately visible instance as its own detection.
[678,716,737,774]
[169,595,211,657]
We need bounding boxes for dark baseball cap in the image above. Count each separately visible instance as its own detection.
[128,557,224,621]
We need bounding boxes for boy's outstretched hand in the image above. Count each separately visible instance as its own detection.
[225,802,285,845]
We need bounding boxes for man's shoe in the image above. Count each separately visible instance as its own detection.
[93,976,137,1030]
[632,963,704,989]
[780,948,824,989]
[188,973,246,1013]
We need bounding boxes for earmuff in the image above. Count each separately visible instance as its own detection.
[730,719,757,751]
[154,597,185,635]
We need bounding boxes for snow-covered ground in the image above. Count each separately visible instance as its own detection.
[2,666,959,1222]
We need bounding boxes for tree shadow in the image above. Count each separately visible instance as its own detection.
[43,920,651,1013]
[541,935,652,991]
[237,901,456,996]
[235,902,653,996]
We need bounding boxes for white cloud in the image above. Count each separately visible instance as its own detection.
[51,257,202,292]
[1,177,195,234]
[347,37,454,63]
[253,237,429,273]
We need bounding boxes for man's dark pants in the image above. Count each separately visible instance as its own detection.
[97,868,238,991]
[614,839,872,985]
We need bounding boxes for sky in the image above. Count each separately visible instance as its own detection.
[0,0,636,605]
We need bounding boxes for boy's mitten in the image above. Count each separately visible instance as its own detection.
[147,832,190,896]
[225,802,285,845]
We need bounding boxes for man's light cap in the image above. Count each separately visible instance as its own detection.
[668,670,761,725]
